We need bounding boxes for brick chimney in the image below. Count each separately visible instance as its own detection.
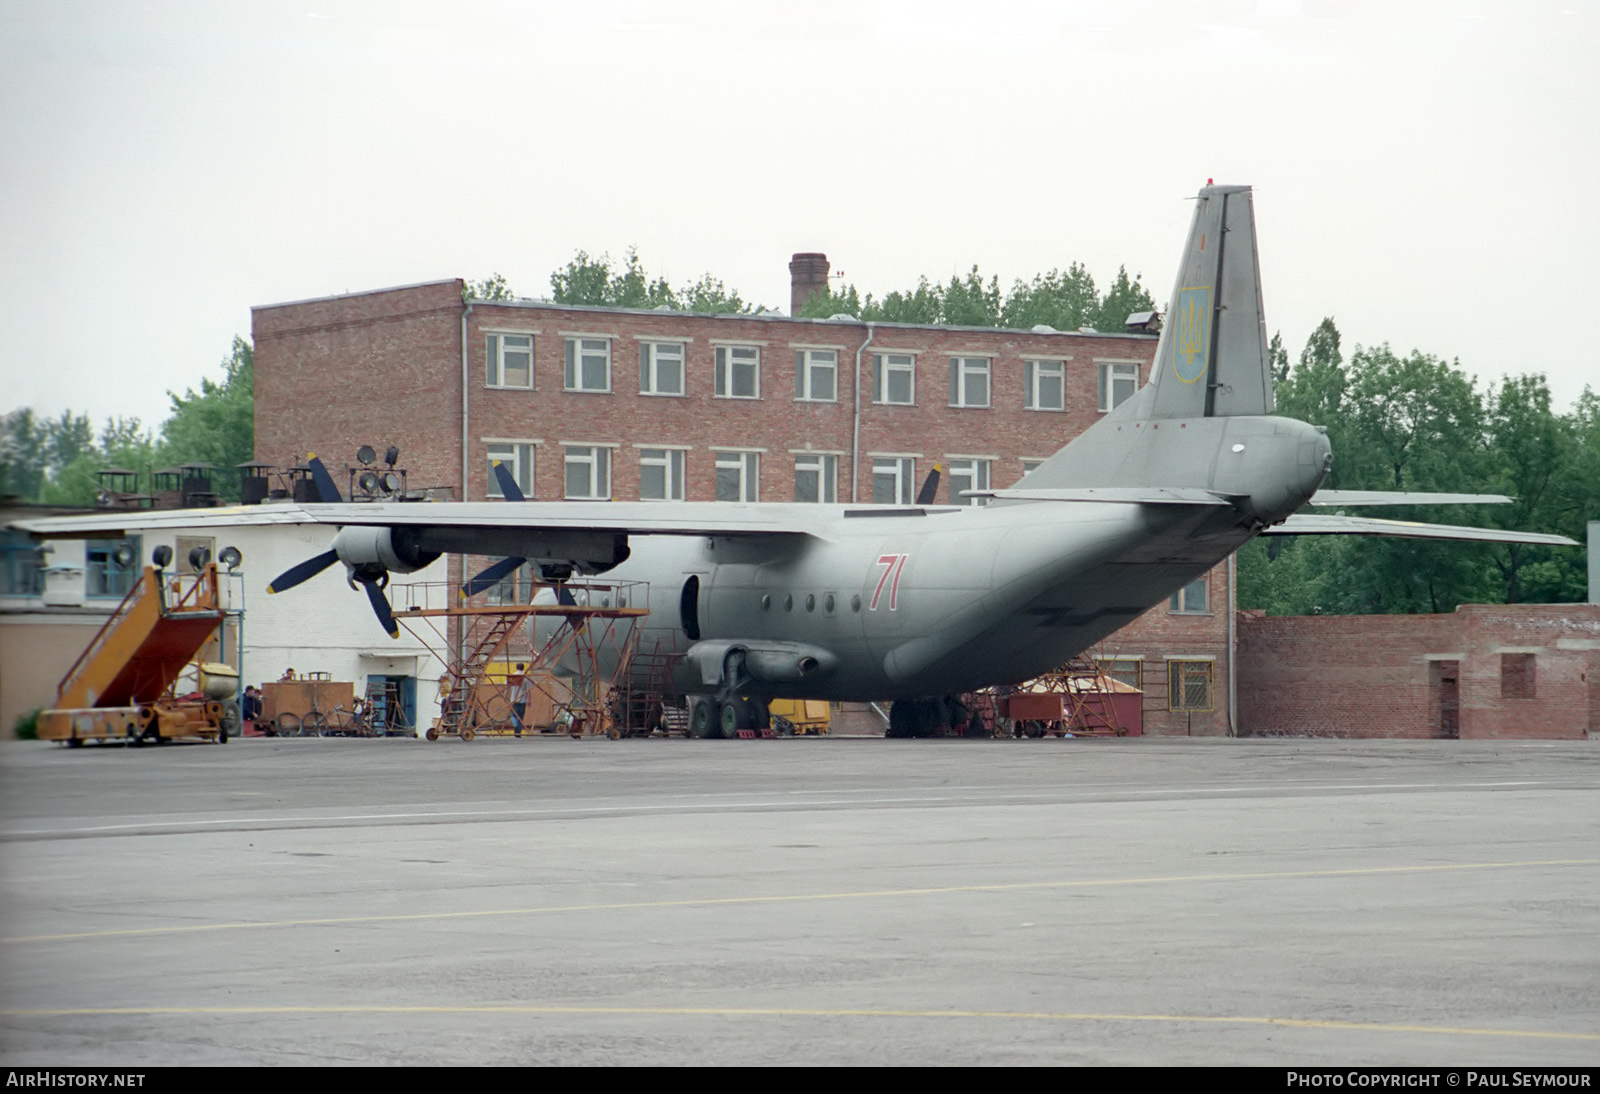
[789,252,830,316]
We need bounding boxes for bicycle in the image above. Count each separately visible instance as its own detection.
[302,702,377,738]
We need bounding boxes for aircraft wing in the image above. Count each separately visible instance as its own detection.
[1262,513,1576,546]
[8,501,820,540]
[1306,490,1514,506]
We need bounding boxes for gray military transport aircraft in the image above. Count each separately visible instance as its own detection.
[15,184,1575,738]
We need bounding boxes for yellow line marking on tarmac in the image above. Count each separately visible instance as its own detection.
[4,858,1593,945]
[3,1004,1596,1043]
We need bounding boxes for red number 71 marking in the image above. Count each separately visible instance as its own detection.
[870,553,909,611]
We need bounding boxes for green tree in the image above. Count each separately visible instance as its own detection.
[1481,375,1588,603]
[157,337,255,502]
[0,409,45,499]
[1000,263,1100,331]
[795,284,870,320]
[550,249,756,313]
[940,267,1002,327]
[464,273,515,301]
[679,273,750,315]
[1093,266,1157,333]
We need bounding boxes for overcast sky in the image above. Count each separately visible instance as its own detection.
[2,0,1596,435]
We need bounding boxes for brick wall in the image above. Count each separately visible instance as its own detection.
[253,280,466,497]
[1237,606,1600,739]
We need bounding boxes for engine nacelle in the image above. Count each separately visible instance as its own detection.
[685,639,839,688]
[332,526,441,575]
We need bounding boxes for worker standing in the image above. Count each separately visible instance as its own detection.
[510,663,531,737]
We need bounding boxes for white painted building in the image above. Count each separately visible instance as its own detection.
[0,510,449,736]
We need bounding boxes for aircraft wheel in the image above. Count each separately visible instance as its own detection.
[718,700,744,739]
[886,701,912,738]
[690,699,719,738]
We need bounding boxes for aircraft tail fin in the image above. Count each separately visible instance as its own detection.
[1143,183,1273,420]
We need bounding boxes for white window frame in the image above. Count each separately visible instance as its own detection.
[485,331,535,389]
[1025,359,1067,411]
[949,356,991,408]
[639,340,686,397]
[1169,576,1209,614]
[874,353,916,405]
[563,336,612,393]
[714,344,760,399]
[484,440,536,499]
[945,457,991,506]
[871,456,915,504]
[794,347,839,402]
[563,444,612,499]
[714,450,760,502]
[793,452,838,503]
[1098,359,1142,412]
[638,446,687,502]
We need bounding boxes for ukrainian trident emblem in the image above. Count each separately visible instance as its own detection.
[1172,286,1211,384]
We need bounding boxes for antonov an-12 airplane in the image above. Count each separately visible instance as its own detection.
[16,184,1574,738]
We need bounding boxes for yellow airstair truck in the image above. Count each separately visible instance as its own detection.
[37,560,237,746]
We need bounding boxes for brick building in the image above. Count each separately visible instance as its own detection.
[251,271,1236,735]
[1236,604,1600,739]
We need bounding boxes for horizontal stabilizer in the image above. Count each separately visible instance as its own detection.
[1308,490,1514,507]
[971,487,1241,506]
[1264,514,1576,546]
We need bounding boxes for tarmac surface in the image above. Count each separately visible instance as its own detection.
[1,734,1596,1067]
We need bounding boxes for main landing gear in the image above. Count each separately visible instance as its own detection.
[885,696,974,738]
[689,696,771,739]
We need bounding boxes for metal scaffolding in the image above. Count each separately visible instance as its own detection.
[388,578,649,740]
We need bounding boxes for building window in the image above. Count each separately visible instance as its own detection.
[486,442,535,498]
[1020,458,1046,477]
[564,445,611,499]
[639,447,687,501]
[794,453,837,503]
[86,536,141,599]
[1098,658,1143,691]
[946,458,990,506]
[639,342,685,396]
[1500,653,1536,699]
[949,357,990,408]
[715,345,760,399]
[564,337,611,392]
[1025,360,1066,411]
[486,333,534,389]
[1168,660,1213,712]
[873,353,915,405]
[485,559,532,606]
[0,531,44,596]
[795,348,837,402]
[1169,576,1209,614]
[1099,361,1141,411]
[715,451,759,502]
[872,457,914,504]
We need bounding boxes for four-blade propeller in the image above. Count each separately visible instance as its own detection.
[267,455,401,638]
